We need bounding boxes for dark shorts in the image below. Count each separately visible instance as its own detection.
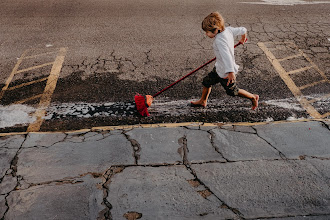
[202,67,239,97]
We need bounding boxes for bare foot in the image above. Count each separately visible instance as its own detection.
[190,100,207,107]
[251,95,259,110]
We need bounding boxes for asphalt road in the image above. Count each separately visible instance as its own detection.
[0,0,329,132]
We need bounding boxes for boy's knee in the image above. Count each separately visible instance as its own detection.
[225,87,239,96]
[202,79,212,88]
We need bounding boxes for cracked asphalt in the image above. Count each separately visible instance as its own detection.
[0,0,329,132]
[1,120,330,219]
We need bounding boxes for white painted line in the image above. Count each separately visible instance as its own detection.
[0,104,36,128]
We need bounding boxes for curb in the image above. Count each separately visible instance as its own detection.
[0,118,329,137]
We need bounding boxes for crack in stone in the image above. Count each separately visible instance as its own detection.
[178,135,189,165]
[122,131,141,165]
[320,121,330,131]
[183,164,244,219]
[251,126,287,160]
[27,178,85,188]
[244,213,330,220]
[1,134,28,220]
[207,129,230,162]
[176,127,244,217]
[14,172,104,191]
[143,49,152,65]
[219,125,257,134]
[100,166,125,220]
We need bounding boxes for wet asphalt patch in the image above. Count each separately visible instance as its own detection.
[0,68,317,133]
[38,104,308,132]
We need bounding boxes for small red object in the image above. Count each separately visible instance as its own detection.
[134,94,150,116]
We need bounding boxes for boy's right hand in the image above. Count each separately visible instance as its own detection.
[224,72,236,86]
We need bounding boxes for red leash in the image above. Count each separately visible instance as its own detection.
[135,40,246,116]
[152,41,244,98]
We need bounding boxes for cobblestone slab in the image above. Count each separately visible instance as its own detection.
[254,121,330,159]
[5,175,103,220]
[210,128,281,161]
[17,131,134,183]
[106,166,237,220]
[191,160,330,219]
[125,127,186,164]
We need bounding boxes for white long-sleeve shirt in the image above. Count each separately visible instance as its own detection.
[213,26,247,78]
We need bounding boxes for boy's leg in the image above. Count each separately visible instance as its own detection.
[238,89,259,110]
[191,86,211,107]
[219,77,259,110]
[191,67,219,107]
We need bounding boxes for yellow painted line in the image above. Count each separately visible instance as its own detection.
[7,77,48,91]
[322,112,330,118]
[27,47,67,132]
[16,62,54,74]
[14,94,43,104]
[1,119,329,137]
[277,53,303,62]
[24,51,58,59]
[258,42,322,119]
[0,50,29,100]
[0,132,28,137]
[287,66,313,75]
[288,42,329,81]
[91,122,208,131]
[299,79,327,90]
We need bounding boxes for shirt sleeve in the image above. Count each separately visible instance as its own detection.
[216,41,235,73]
[230,27,247,37]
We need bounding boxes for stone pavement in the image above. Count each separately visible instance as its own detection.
[0,119,330,220]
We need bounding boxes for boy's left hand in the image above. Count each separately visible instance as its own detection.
[224,72,236,86]
[239,33,247,45]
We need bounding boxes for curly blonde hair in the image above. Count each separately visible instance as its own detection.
[202,12,225,33]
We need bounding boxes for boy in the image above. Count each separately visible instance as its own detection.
[191,12,259,110]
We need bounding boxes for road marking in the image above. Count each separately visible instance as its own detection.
[16,62,54,74]
[258,41,329,119]
[0,50,29,100]
[24,51,58,59]
[27,47,67,132]
[277,53,303,62]
[0,47,67,132]
[7,77,48,91]
[287,66,313,75]
[14,94,43,105]
[299,79,327,90]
